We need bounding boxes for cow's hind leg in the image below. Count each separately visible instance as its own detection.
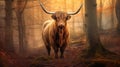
[60,45,66,58]
[53,47,58,59]
[46,45,51,56]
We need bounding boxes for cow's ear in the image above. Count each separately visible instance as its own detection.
[66,15,71,20]
[51,14,56,20]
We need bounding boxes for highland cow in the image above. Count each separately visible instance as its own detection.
[39,0,82,58]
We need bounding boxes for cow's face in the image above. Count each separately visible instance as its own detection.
[39,1,82,33]
[52,11,71,31]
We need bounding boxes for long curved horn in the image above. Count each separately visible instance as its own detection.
[67,4,83,15]
[38,0,55,14]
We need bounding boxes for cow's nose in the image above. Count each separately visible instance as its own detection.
[59,25,64,29]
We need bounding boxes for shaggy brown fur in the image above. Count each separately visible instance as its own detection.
[42,11,71,58]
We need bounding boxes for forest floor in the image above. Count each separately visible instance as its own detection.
[0,31,120,67]
[14,40,87,67]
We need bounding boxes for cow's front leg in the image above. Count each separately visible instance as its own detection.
[60,45,66,58]
[53,47,58,59]
[46,45,51,56]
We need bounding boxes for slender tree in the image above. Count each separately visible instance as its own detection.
[111,0,115,29]
[72,0,75,34]
[16,0,28,54]
[85,0,111,57]
[98,0,103,30]
[115,0,120,33]
[5,0,14,52]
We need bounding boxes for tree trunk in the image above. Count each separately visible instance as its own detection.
[17,13,27,54]
[111,0,115,29]
[115,0,120,33]
[16,0,27,54]
[72,0,75,34]
[5,0,14,52]
[98,0,103,30]
[85,0,108,57]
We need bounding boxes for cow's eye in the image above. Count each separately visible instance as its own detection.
[66,15,71,20]
[51,14,57,20]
